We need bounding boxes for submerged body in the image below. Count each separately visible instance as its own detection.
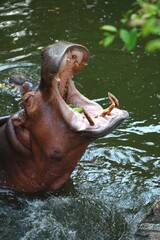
[0,41,128,192]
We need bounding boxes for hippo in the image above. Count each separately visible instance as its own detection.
[0,41,128,192]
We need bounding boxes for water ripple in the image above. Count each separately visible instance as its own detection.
[0,62,35,71]
[122,123,160,135]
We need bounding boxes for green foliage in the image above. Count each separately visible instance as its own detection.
[119,28,138,51]
[146,38,160,51]
[100,0,160,52]
[73,108,84,113]
[101,25,117,32]
[100,25,117,47]
[68,104,84,113]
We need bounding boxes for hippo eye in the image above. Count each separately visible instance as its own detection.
[23,93,34,106]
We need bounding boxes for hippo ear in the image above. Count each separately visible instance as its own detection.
[9,74,37,95]
[21,82,34,95]
[9,74,29,85]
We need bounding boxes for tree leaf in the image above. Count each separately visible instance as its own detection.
[101,25,117,32]
[151,24,160,35]
[128,28,138,50]
[119,29,130,44]
[102,35,115,47]
[142,18,156,37]
[119,28,137,51]
[146,39,160,52]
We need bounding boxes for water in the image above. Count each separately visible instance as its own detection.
[0,0,159,239]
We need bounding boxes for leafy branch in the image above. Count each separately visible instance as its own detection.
[100,0,160,52]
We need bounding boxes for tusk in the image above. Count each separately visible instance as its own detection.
[54,76,61,82]
[95,92,119,118]
[75,62,79,67]
[97,104,115,117]
[83,109,95,126]
[108,92,119,108]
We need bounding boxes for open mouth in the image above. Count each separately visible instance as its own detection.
[44,42,129,138]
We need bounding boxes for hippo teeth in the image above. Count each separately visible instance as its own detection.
[54,57,76,101]
[108,92,119,107]
[62,79,69,101]
[54,77,61,82]
[95,92,119,118]
[83,109,95,126]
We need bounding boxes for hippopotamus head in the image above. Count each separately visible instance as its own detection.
[0,41,128,192]
[24,41,128,138]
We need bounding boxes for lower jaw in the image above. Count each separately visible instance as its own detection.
[54,79,128,135]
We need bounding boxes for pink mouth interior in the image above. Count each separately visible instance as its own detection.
[51,47,128,135]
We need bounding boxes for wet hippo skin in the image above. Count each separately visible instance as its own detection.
[0,41,128,192]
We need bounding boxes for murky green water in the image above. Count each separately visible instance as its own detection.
[0,0,159,239]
